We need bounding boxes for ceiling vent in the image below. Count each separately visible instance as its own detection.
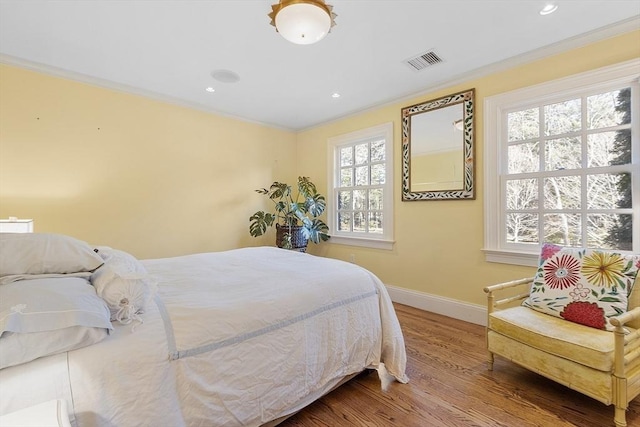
[404,50,443,71]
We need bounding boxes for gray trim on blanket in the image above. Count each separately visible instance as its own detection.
[155,290,379,361]
[154,294,177,360]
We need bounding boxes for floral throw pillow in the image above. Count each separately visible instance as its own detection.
[522,244,640,330]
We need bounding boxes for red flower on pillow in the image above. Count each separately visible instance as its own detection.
[544,254,581,289]
[560,301,606,329]
[540,243,562,261]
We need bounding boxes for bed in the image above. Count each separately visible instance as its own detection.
[0,233,408,426]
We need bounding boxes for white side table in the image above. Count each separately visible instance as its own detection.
[0,400,71,427]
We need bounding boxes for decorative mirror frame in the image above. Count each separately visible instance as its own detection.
[401,88,475,201]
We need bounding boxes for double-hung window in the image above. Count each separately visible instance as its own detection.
[484,60,640,266]
[327,122,394,249]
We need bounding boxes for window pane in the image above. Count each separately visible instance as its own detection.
[545,137,581,171]
[506,213,538,244]
[331,123,392,243]
[353,212,365,232]
[340,147,353,167]
[587,131,631,167]
[338,191,352,209]
[587,88,630,129]
[369,188,383,210]
[371,140,385,161]
[506,179,538,210]
[544,213,582,246]
[587,173,631,209]
[353,190,366,210]
[371,164,385,185]
[545,99,581,136]
[544,176,581,210]
[340,168,353,187]
[355,143,368,165]
[355,166,369,186]
[588,214,633,251]
[338,212,351,232]
[368,212,383,234]
[508,142,539,174]
[508,108,539,142]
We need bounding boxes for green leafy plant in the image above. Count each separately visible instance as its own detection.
[249,176,330,249]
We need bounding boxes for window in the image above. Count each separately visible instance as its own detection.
[484,60,640,266]
[327,122,394,249]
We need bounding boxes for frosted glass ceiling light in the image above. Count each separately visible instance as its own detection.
[269,0,337,45]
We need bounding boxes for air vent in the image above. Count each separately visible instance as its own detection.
[404,50,443,71]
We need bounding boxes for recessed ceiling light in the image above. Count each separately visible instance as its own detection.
[331,92,341,98]
[205,87,215,93]
[539,3,558,15]
[211,69,240,83]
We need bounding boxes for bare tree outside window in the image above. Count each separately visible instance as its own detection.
[605,88,632,250]
[505,88,632,250]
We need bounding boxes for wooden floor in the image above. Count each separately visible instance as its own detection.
[280,303,640,427]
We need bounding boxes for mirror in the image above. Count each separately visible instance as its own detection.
[401,89,475,200]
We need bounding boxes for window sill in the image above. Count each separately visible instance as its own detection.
[329,236,395,250]
[482,248,539,267]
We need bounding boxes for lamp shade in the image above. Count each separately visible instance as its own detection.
[269,1,337,45]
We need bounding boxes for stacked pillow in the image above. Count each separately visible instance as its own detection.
[0,277,113,369]
[0,232,104,284]
[0,233,112,368]
[0,233,157,368]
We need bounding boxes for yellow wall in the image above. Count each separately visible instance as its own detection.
[0,65,297,258]
[299,30,640,305]
[1,30,638,307]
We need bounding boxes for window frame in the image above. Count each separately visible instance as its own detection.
[484,59,640,266]
[327,122,394,250]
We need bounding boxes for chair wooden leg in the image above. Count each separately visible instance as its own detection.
[613,374,627,427]
[488,351,494,371]
[614,405,627,427]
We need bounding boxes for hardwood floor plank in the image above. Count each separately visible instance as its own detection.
[279,303,640,427]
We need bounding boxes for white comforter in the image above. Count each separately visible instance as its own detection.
[0,247,408,426]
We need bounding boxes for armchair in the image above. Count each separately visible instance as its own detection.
[484,247,640,427]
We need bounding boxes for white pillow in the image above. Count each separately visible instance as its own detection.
[0,326,109,370]
[0,233,103,277]
[0,277,112,369]
[0,277,113,334]
[91,247,157,326]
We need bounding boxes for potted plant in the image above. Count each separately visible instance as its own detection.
[249,176,330,251]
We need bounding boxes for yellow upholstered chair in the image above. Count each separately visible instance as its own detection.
[484,247,640,427]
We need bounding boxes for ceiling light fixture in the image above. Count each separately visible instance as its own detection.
[331,92,340,98]
[268,0,337,45]
[539,3,558,15]
[205,87,215,93]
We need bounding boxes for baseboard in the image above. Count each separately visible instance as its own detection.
[385,284,487,326]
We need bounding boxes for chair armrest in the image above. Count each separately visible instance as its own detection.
[609,307,640,328]
[483,277,534,294]
[484,277,534,316]
[610,307,640,378]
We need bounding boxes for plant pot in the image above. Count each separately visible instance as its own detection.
[275,224,308,252]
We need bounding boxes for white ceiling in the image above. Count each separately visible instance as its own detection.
[0,1,638,131]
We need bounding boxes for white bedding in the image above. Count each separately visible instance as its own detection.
[0,247,408,426]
